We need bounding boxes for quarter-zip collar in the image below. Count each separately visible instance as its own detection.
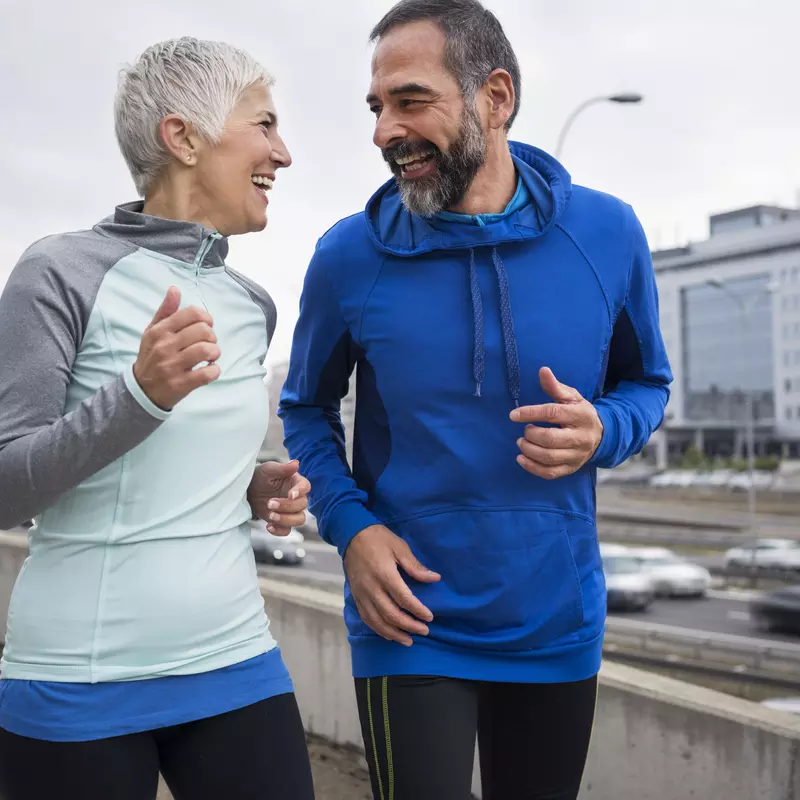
[94,201,229,268]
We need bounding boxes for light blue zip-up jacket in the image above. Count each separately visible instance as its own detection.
[0,203,277,683]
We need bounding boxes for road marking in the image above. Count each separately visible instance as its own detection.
[727,610,752,622]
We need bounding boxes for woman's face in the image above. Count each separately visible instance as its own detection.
[192,83,291,236]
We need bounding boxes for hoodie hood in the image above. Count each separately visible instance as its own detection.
[365,141,572,257]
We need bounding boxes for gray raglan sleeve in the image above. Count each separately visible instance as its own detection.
[225,267,278,346]
[224,267,277,467]
[0,239,167,529]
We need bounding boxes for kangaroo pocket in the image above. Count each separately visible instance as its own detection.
[346,508,602,653]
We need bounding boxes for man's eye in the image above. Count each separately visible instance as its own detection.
[400,99,421,108]
[369,106,382,116]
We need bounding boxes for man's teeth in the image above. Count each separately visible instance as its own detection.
[395,152,433,166]
[251,176,274,189]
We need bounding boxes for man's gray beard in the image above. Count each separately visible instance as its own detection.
[397,105,486,218]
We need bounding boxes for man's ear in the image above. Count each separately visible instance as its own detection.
[483,69,515,131]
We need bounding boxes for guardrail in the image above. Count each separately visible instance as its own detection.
[713,564,800,585]
[596,519,746,549]
[604,616,800,688]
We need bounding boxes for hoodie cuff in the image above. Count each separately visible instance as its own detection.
[588,402,618,469]
[123,364,173,422]
[324,501,382,559]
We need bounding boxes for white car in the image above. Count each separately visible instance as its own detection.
[724,539,800,571]
[728,471,774,491]
[649,471,679,488]
[628,547,712,597]
[602,552,655,612]
[599,542,632,557]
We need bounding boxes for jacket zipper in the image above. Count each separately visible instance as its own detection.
[192,233,222,309]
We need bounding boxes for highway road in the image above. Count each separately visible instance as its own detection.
[291,541,800,646]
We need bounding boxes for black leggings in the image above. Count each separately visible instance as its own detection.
[0,693,314,800]
[355,675,597,800]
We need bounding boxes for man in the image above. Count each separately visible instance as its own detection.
[280,1,671,798]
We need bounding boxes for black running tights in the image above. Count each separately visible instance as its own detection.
[0,693,315,800]
[356,675,598,800]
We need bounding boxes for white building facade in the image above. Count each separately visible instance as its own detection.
[652,205,800,461]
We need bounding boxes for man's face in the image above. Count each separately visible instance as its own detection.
[367,20,487,217]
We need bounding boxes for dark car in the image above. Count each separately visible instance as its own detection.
[249,519,306,566]
[750,586,800,635]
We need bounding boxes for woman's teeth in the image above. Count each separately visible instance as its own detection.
[251,176,274,191]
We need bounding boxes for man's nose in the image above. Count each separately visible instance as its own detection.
[373,109,406,151]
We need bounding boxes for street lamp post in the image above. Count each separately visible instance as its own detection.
[554,93,643,161]
[706,279,778,581]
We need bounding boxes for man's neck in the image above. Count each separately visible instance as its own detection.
[447,141,516,216]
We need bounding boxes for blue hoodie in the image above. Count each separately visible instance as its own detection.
[280,142,672,683]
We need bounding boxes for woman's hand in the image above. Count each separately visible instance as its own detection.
[247,460,310,536]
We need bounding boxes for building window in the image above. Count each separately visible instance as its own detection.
[681,274,775,424]
[788,408,794,421]
[786,379,792,393]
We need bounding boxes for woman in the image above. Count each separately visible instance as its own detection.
[0,38,315,800]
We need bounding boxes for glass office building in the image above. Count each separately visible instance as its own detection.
[681,274,775,424]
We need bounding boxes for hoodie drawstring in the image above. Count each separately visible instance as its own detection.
[469,248,522,408]
[469,250,486,398]
[492,248,522,409]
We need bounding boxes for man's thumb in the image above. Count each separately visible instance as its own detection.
[539,366,581,404]
[151,286,181,325]
[397,545,441,583]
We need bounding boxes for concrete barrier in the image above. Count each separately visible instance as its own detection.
[1,532,800,798]
[261,576,800,800]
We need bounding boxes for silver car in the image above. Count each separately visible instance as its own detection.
[603,553,655,612]
[629,547,712,598]
[249,519,307,566]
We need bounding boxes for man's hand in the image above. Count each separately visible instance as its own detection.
[248,460,311,536]
[133,287,221,410]
[510,367,604,480]
[344,525,441,647]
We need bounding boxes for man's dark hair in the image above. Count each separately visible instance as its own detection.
[370,0,521,130]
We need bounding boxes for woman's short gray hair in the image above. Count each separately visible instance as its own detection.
[115,37,273,197]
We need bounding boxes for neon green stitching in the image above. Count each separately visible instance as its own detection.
[382,676,395,800]
[367,678,386,800]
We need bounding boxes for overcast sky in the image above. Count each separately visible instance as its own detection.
[2,0,797,362]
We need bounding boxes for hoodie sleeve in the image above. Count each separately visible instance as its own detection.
[279,245,381,557]
[0,244,167,529]
[589,208,672,469]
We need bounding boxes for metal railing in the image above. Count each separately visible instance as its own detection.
[605,616,800,687]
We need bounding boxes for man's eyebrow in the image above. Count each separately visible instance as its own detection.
[366,83,436,104]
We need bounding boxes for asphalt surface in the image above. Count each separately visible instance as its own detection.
[289,542,800,645]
